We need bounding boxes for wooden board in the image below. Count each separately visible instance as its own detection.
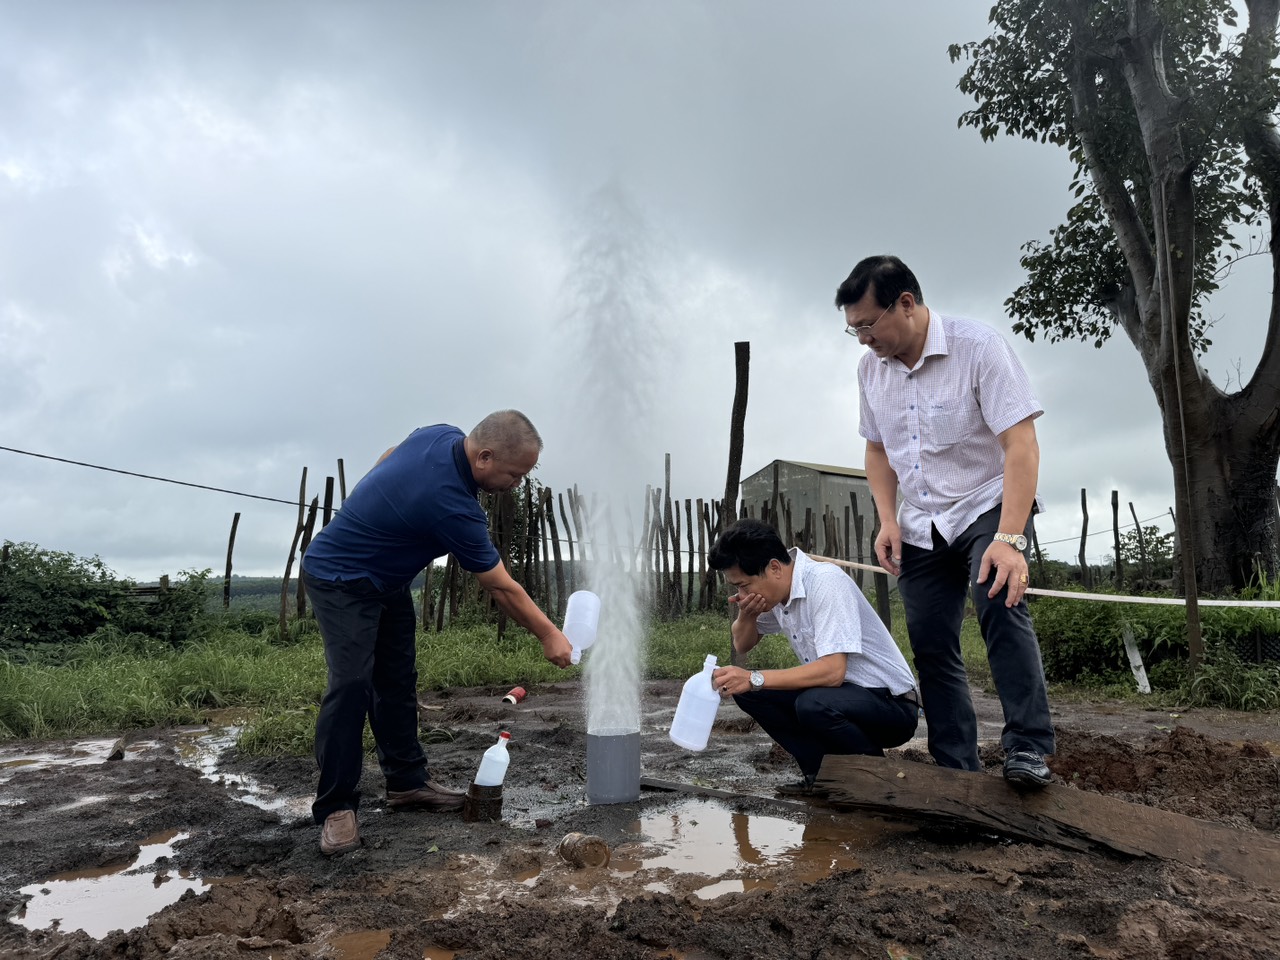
[816,754,1280,888]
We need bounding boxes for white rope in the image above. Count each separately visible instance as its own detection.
[808,554,1280,609]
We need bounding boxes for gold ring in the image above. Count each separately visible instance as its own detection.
[1019,575,1028,584]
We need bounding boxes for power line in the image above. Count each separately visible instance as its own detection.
[1036,512,1170,547]
[0,445,301,507]
[2,443,1175,555]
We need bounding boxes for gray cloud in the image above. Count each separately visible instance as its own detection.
[0,1,1266,579]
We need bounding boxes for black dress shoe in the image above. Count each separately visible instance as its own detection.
[1003,750,1052,788]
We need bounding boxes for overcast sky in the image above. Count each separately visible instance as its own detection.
[0,1,1270,582]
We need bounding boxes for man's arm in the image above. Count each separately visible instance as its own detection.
[714,653,846,695]
[977,416,1040,606]
[474,561,572,667]
[865,440,902,575]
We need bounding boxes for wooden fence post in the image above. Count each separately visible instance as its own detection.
[722,341,750,526]
[1078,488,1090,588]
[421,564,434,631]
[223,512,240,610]
[558,492,576,594]
[296,496,319,618]
[279,467,308,640]
[544,489,567,618]
[1129,502,1150,584]
[1112,490,1124,587]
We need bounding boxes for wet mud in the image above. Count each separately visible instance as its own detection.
[1,680,1278,959]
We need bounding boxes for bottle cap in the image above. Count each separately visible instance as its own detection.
[499,731,511,740]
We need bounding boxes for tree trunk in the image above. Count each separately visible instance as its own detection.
[1154,369,1280,590]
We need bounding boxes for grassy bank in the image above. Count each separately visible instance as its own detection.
[0,602,989,751]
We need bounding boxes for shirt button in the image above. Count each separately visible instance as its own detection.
[910,404,915,410]
[922,491,928,497]
[912,434,917,439]
[914,464,919,470]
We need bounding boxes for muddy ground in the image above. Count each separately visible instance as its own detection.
[1,679,1278,960]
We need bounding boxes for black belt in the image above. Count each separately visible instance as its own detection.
[896,689,920,706]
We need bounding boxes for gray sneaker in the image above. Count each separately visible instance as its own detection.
[1003,750,1052,788]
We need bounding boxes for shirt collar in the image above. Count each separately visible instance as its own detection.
[784,547,809,607]
[878,306,950,370]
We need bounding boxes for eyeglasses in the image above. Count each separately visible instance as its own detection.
[843,299,896,339]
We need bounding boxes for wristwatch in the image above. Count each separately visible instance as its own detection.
[993,532,1029,551]
[749,670,765,690]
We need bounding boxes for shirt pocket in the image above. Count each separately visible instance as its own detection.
[922,391,981,447]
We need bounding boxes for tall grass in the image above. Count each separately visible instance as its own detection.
[0,598,1088,751]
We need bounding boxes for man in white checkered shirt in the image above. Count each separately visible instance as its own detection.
[835,254,1055,789]
[707,518,920,795]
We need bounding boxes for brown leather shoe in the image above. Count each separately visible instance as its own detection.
[386,779,466,812]
[319,809,360,856]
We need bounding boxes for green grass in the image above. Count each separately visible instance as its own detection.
[0,598,971,745]
[3,594,1260,755]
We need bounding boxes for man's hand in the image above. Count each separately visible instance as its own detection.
[712,665,751,696]
[977,540,1030,607]
[875,521,903,576]
[539,628,573,668]
[728,590,770,619]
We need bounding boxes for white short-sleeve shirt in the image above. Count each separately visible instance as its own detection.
[754,549,917,695]
[857,311,1044,549]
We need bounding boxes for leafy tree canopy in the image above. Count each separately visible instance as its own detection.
[949,0,1277,354]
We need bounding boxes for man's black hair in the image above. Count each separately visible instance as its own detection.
[834,255,925,310]
[708,518,792,576]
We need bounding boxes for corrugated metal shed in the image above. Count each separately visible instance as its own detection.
[740,459,878,559]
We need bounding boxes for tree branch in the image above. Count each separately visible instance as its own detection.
[1061,0,1156,344]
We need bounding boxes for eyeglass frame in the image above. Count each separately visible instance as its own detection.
[843,297,898,339]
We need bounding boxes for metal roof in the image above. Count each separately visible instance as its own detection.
[745,459,868,480]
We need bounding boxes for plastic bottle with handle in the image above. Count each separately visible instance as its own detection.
[669,654,721,751]
[474,731,512,787]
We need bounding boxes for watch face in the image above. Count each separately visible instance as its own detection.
[750,671,764,689]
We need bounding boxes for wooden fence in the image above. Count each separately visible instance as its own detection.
[214,458,1174,640]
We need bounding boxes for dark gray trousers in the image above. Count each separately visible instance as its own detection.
[304,570,429,824]
[896,505,1055,771]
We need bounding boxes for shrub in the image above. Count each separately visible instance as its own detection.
[0,542,213,653]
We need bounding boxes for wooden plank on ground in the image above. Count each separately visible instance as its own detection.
[817,755,1280,887]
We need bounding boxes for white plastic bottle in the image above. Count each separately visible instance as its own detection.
[474,731,512,787]
[563,590,601,665]
[669,654,721,751]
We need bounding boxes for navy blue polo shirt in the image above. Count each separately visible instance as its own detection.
[301,424,501,590]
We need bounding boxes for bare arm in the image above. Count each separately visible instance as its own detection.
[474,561,572,667]
[865,440,902,575]
[977,416,1040,606]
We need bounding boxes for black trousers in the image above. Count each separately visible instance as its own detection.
[732,684,919,779]
[896,504,1055,771]
[304,570,429,824]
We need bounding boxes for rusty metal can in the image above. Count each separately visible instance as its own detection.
[557,832,611,868]
[501,686,527,705]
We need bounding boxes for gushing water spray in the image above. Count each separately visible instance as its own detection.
[558,181,668,804]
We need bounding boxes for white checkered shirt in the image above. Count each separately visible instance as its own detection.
[857,311,1044,549]
[754,549,917,695]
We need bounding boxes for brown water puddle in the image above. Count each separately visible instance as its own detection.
[12,829,206,938]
